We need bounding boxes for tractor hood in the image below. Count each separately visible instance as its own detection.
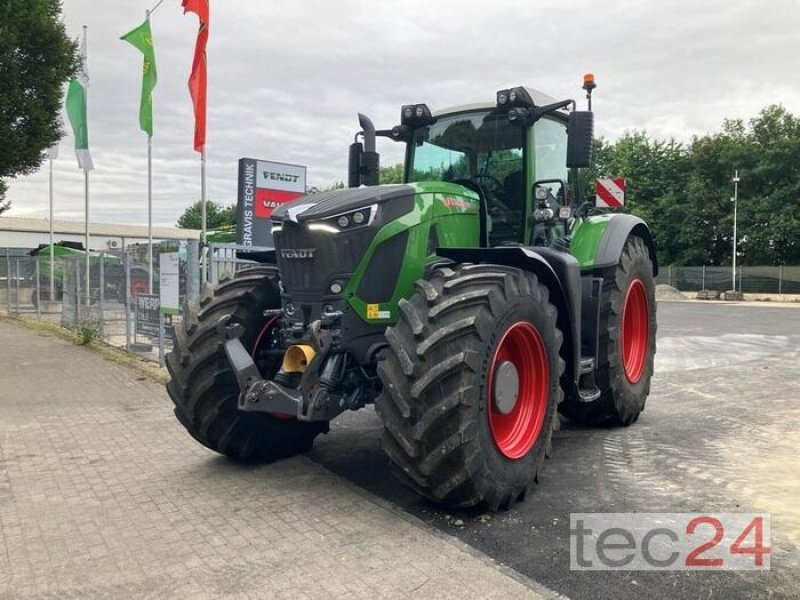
[271,184,414,223]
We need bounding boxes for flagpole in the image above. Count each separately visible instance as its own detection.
[49,156,55,300]
[201,147,207,283]
[146,9,154,294]
[148,134,154,293]
[83,25,90,307]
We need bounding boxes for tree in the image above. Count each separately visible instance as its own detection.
[379,164,404,184]
[0,0,77,210]
[177,201,237,230]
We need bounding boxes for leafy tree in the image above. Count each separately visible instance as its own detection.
[589,106,800,266]
[177,201,237,230]
[380,163,404,184]
[0,0,77,210]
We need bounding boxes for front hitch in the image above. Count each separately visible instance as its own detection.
[216,314,349,422]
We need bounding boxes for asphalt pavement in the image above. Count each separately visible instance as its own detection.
[309,301,800,600]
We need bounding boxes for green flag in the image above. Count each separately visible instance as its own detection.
[65,33,93,170]
[121,18,158,136]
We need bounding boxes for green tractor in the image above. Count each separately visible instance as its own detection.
[166,77,657,510]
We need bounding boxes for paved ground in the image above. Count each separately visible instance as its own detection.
[0,320,551,599]
[310,301,800,600]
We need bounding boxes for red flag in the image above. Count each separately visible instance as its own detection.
[183,0,208,152]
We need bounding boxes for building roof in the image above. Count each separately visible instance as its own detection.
[0,217,200,240]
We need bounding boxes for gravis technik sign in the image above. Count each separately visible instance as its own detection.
[237,158,307,247]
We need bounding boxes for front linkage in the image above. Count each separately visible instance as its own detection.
[220,308,378,422]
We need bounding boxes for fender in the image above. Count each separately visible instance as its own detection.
[572,214,658,275]
[436,246,582,391]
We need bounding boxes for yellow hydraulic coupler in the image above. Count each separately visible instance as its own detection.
[281,344,316,374]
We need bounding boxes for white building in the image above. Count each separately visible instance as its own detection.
[0,217,200,256]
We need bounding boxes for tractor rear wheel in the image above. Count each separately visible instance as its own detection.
[375,264,564,511]
[166,266,327,461]
[560,235,657,425]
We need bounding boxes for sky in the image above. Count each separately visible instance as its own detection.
[5,0,800,227]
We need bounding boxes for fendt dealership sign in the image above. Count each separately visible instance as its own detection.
[237,158,307,247]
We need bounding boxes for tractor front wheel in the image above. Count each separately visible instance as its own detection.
[166,266,327,461]
[375,264,564,511]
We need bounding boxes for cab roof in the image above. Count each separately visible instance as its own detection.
[432,87,567,118]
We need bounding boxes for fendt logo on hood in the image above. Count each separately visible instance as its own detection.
[280,248,316,259]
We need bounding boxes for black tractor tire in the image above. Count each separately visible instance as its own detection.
[166,265,327,461]
[375,264,564,511]
[560,235,657,426]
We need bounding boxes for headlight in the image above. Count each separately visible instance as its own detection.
[307,204,377,233]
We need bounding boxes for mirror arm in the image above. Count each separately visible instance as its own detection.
[532,99,574,122]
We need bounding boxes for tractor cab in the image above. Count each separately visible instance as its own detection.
[350,85,593,250]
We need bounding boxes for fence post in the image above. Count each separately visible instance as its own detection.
[35,258,41,319]
[739,265,743,293]
[75,259,81,325]
[14,259,20,316]
[186,240,200,304]
[778,265,783,296]
[668,265,673,287]
[6,249,11,314]
[208,243,216,287]
[124,250,131,350]
[158,309,165,367]
[98,253,105,337]
[702,265,706,290]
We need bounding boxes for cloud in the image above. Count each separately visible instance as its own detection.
[6,0,800,227]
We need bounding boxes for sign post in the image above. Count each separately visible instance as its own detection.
[236,158,307,248]
[158,242,180,366]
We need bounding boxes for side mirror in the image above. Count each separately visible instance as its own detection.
[566,111,594,168]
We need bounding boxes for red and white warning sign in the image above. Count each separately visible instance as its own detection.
[596,178,626,208]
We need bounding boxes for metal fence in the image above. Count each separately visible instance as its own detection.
[655,265,800,294]
[1,241,201,364]
[7,242,797,364]
[207,243,271,286]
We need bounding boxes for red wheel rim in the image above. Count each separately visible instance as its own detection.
[251,317,292,419]
[621,279,649,383]
[487,322,549,460]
